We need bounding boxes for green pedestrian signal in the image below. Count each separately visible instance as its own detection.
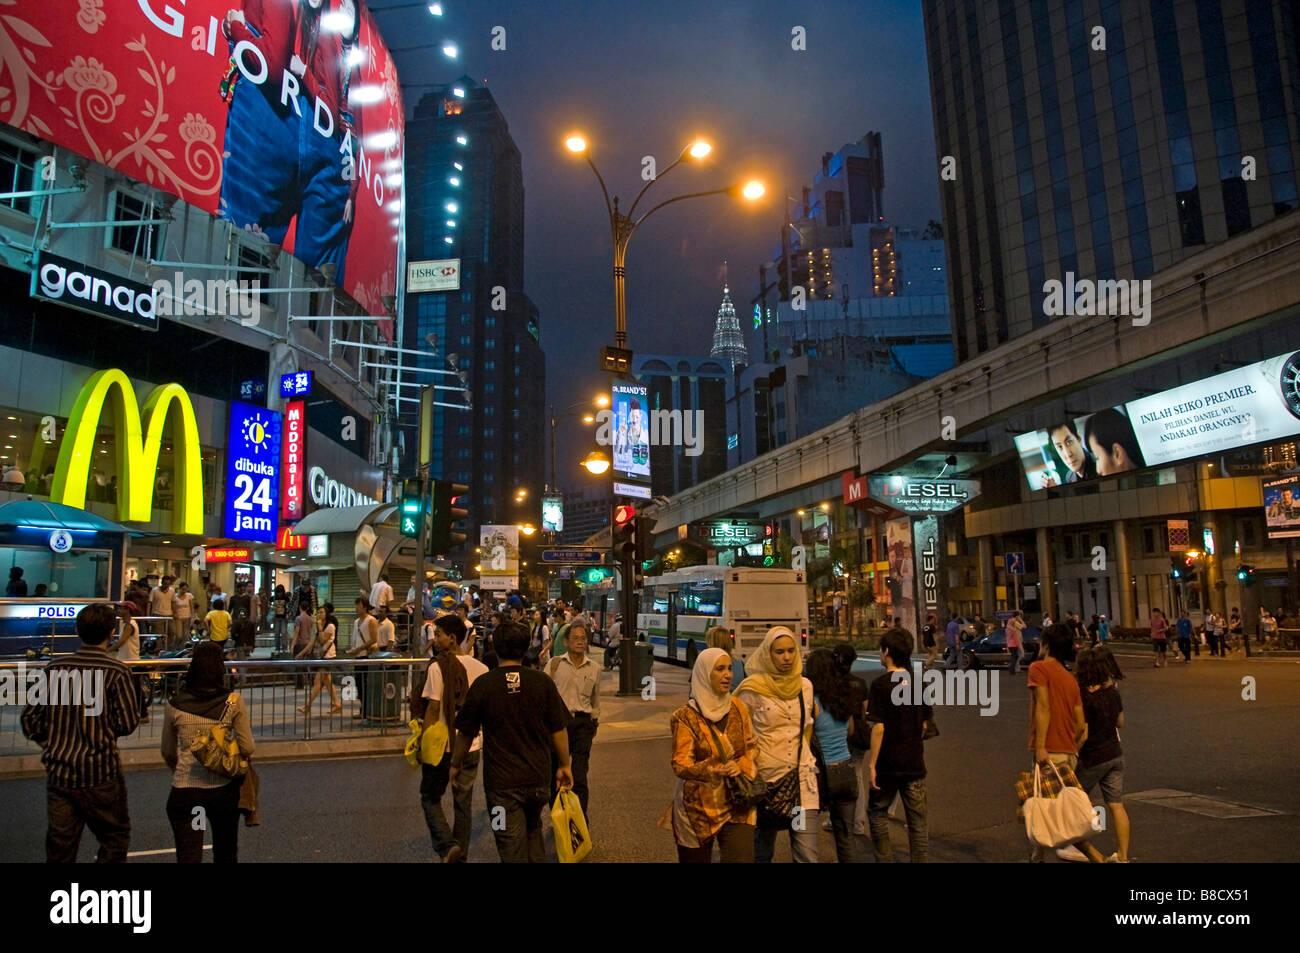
[400,495,422,539]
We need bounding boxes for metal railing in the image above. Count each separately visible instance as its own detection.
[0,657,429,757]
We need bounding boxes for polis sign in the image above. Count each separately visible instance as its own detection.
[867,475,982,514]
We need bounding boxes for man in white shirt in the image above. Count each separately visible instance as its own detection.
[546,618,600,818]
[419,614,487,863]
[375,606,396,652]
[368,574,394,613]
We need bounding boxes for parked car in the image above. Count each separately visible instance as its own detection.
[960,625,1042,669]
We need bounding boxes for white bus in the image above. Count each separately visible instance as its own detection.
[636,565,809,665]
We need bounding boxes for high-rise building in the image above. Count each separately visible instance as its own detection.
[630,355,730,497]
[709,281,748,369]
[924,0,1300,364]
[401,77,546,541]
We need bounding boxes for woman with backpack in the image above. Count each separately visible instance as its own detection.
[299,605,341,714]
[1075,646,1131,862]
[735,626,820,863]
[660,647,758,862]
[160,642,254,862]
[805,647,868,862]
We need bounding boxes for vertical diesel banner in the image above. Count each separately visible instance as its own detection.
[225,401,282,543]
[281,400,306,522]
[912,515,946,630]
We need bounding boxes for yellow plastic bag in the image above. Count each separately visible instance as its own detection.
[550,789,593,863]
[403,720,422,768]
[421,719,449,766]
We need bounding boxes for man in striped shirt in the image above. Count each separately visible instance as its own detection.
[21,603,142,862]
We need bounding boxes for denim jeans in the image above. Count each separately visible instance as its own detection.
[867,776,928,862]
[754,809,821,863]
[1008,646,1023,674]
[46,777,131,863]
[827,795,868,862]
[166,780,242,863]
[485,786,550,863]
[421,751,480,859]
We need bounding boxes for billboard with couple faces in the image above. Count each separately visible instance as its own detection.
[4,0,404,320]
[1016,351,1300,490]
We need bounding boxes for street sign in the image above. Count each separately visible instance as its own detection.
[995,609,1016,622]
[1005,552,1025,575]
[541,549,608,565]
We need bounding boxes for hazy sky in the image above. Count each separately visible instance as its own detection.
[379,0,941,487]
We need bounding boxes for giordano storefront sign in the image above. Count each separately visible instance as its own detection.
[50,368,204,534]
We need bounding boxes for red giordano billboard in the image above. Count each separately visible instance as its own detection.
[1,1,404,321]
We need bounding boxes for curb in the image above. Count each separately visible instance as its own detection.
[0,724,675,780]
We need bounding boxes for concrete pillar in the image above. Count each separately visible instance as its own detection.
[1113,519,1135,628]
[1036,526,1056,623]
[978,535,996,619]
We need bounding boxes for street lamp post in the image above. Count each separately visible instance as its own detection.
[565,132,764,692]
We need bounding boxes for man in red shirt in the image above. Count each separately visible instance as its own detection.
[1027,625,1104,863]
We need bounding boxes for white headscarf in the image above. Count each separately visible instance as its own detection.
[689,647,734,723]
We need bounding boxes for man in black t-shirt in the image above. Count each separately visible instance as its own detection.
[865,628,932,863]
[452,621,572,863]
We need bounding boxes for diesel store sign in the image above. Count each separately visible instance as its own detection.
[868,475,982,514]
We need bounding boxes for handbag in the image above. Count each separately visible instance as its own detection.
[822,759,859,801]
[756,690,806,828]
[420,717,450,766]
[190,693,248,779]
[1022,762,1095,848]
[701,711,766,810]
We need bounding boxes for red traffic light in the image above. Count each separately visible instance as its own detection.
[764,523,773,537]
[614,505,636,526]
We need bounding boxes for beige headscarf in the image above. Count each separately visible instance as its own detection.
[735,626,804,700]
[689,647,734,723]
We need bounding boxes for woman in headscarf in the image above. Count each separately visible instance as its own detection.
[160,642,254,862]
[659,647,758,862]
[705,625,745,688]
[734,626,820,863]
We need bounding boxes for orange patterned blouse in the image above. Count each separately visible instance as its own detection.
[660,698,758,847]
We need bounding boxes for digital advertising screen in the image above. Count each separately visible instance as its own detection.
[1015,351,1300,490]
[541,494,564,533]
[1263,475,1300,540]
[611,382,650,481]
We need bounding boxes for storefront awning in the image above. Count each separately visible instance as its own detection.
[288,503,393,538]
[0,499,149,536]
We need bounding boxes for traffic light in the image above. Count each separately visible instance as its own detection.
[614,504,637,562]
[430,481,469,553]
[1170,557,1184,579]
[399,493,422,538]
[1236,564,1256,585]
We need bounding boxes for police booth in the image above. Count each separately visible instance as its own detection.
[0,500,136,656]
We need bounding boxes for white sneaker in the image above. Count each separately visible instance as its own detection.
[1055,845,1088,862]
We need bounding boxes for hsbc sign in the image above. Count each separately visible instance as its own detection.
[867,475,982,514]
[407,258,461,292]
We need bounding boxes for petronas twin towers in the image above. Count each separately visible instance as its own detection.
[709,278,748,370]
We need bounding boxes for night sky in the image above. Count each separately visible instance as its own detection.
[378,0,941,488]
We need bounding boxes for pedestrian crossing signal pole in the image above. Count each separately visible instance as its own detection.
[614,504,638,695]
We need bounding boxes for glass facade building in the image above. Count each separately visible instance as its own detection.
[924,0,1300,363]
